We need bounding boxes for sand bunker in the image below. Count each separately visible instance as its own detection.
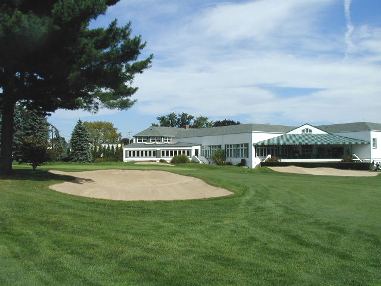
[269,166,378,177]
[49,170,232,201]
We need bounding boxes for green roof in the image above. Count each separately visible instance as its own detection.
[135,124,294,138]
[318,122,381,133]
[254,134,369,146]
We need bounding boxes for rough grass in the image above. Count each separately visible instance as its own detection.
[0,163,380,285]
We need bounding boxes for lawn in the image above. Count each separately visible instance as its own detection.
[0,163,380,285]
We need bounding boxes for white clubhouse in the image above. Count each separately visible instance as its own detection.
[123,122,381,168]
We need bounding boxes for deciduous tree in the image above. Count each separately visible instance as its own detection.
[83,121,121,145]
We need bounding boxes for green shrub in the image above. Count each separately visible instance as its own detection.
[170,155,190,164]
[266,156,280,162]
[159,159,168,163]
[212,149,225,165]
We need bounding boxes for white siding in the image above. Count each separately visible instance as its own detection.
[180,133,253,166]
[371,131,381,163]
[288,124,327,134]
[333,131,371,161]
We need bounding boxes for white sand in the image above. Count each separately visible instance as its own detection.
[49,170,232,201]
[269,166,378,177]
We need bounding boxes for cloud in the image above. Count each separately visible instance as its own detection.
[57,0,381,127]
[344,0,355,57]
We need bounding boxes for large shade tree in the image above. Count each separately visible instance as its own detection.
[0,0,152,174]
[83,121,121,145]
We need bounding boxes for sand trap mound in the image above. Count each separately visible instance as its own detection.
[49,170,232,201]
[269,166,378,177]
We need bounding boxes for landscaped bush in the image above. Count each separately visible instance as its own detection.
[170,155,190,164]
[211,149,225,165]
[159,159,168,163]
[266,156,280,162]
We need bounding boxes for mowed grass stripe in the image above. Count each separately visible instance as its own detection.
[0,163,380,285]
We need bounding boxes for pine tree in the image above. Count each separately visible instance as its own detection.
[13,106,49,170]
[70,120,92,162]
[0,1,152,174]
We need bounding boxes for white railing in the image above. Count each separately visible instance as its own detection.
[352,154,362,162]
[262,154,272,162]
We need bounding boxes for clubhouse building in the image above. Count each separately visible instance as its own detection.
[123,122,381,168]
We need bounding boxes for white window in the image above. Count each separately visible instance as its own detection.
[302,128,312,134]
[373,138,377,149]
[136,137,148,143]
[225,143,249,158]
[163,137,172,143]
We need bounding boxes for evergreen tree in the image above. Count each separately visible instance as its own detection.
[70,120,92,162]
[0,1,152,174]
[13,106,49,170]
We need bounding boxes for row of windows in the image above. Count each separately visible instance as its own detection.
[125,149,191,158]
[201,145,221,159]
[135,137,172,143]
[225,143,249,158]
[126,150,157,158]
[160,149,191,157]
[201,143,250,159]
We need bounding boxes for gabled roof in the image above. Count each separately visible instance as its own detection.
[318,122,381,133]
[254,134,369,146]
[134,124,294,138]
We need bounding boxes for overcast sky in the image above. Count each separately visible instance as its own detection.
[49,0,381,139]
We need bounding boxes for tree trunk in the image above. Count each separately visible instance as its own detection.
[0,99,16,175]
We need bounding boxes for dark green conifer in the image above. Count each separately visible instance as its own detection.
[70,120,92,162]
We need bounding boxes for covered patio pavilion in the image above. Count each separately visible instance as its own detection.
[254,134,369,161]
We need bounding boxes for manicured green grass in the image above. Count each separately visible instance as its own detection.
[1,163,380,285]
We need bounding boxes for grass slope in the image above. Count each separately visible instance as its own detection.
[0,163,380,285]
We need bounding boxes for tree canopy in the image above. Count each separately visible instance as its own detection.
[83,121,121,145]
[0,0,152,174]
[153,113,239,128]
[212,119,241,127]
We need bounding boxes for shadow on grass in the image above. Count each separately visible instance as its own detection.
[0,169,92,184]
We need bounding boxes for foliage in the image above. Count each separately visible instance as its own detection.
[92,144,123,162]
[156,112,180,127]
[212,119,241,127]
[0,0,152,173]
[192,116,213,128]
[70,120,92,162]
[176,112,194,128]
[170,155,190,164]
[13,107,49,170]
[1,163,381,285]
[154,113,240,128]
[155,112,212,128]
[83,121,122,145]
[211,149,226,165]
[46,125,69,161]
[266,156,280,163]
